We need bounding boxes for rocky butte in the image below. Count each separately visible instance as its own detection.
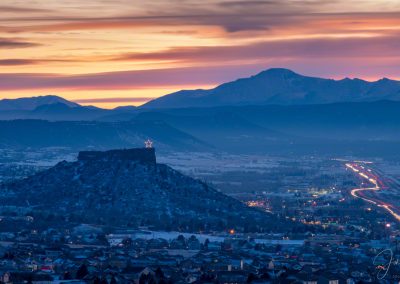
[0,147,287,232]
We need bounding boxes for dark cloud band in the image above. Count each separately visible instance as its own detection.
[0,38,40,48]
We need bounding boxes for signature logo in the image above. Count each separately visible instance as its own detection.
[373,249,400,279]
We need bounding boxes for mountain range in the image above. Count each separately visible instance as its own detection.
[143,68,400,108]
[0,148,283,232]
[2,68,400,116]
[0,95,78,111]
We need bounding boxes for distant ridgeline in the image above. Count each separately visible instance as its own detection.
[78,148,156,164]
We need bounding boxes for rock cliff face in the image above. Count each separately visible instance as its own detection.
[0,148,281,232]
[78,148,156,164]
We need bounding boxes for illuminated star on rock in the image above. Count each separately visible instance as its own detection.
[144,139,153,148]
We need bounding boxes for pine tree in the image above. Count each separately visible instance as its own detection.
[76,264,89,279]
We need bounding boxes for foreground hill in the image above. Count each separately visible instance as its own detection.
[136,100,400,141]
[134,111,292,152]
[143,68,400,108]
[0,148,282,232]
[124,101,400,156]
[0,119,208,151]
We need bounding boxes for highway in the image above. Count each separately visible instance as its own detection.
[345,162,400,222]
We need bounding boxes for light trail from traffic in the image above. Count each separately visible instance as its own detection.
[345,163,400,222]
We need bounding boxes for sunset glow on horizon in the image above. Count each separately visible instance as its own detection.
[2,0,400,108]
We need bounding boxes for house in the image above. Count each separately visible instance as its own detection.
[216,271,248,284]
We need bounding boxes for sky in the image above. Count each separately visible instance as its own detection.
[1,0,400,108]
